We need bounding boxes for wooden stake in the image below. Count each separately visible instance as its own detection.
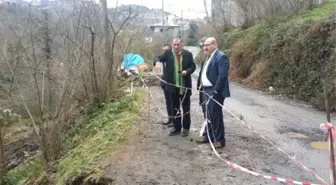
[148,74,150,124]
[323,81,336,185]
[130,80,133,96]
[0,118,7,181]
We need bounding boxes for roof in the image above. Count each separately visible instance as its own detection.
[149,23,180,27]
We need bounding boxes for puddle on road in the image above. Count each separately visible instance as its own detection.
[286,132,332,150]
[281,129,332,151]
[310,141,329,150]
[288,132,308,139]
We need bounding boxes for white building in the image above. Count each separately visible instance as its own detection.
[148,13,189,37]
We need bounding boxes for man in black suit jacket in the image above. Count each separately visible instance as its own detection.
[154,38,196,137]
[196,37,230,149]
[153,44,174,127]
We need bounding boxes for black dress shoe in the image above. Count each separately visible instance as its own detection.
[182,130,189,137]
[196,137,210,144]
[169,128,181,136]
[162,119,172,125]
[162,120,171,125]
[214,141,225,149]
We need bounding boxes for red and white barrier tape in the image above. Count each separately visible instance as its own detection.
[141,74,329,185]
[208,136,325,184]
[320,123,336,185]
[153,75,329,184]
[320,123,336,145]
[224,107,329,185]
[204,102,324,185]
[140,75,207,119]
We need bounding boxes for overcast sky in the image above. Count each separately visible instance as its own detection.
[107,0,211,19]
[21,0,211,19]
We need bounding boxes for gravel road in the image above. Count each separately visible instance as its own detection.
[106,46,334,185]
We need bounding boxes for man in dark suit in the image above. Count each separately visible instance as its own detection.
[153,44,174,127]
[154,38,196,137]
[196,37,230,149]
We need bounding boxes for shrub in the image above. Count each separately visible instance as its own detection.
[224,3,336,110]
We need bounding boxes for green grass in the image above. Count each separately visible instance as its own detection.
[4,89,146,185]
[55,89,146,185]
[4,156,43,185]
[223,1,336,110]
[294,2,335,21]
[5,121,32,144]
[219,2,336,53]
[0,121,36,185]
[225,2,335,44]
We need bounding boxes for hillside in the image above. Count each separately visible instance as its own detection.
[220,2,336,110]
[111,4,173,26]
[0,1,174,27]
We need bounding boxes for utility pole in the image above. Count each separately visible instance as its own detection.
[180,10,183,39]
[211,0,214,22]
[162,0,165,32]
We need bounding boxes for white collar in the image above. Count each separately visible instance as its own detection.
[207,49,218,62]
[210,49,218,58]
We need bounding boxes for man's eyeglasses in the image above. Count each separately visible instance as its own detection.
[204,43,214,47]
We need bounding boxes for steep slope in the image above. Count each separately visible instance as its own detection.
[221,2,336,110]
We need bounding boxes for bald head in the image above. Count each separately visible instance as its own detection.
[203,37,218,56]
[205,37,217,45]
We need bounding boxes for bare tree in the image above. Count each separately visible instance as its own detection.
[102,0,109,66]
[0,110,7,182]
[0,1,150,181]
[105,7,139,96]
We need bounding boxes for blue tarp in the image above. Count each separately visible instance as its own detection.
[120,53,144,68]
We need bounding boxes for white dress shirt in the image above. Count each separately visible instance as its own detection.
[201,49,217,87]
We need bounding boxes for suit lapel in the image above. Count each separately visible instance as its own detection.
[207,50,218,71]
[181,49,187,68]
[211,50,218,65]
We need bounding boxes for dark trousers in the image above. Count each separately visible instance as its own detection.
[199,87,206,119]
[203,87,225,143]
[201,103,206,119]
[170,91,191,132]
[163,88,173,121]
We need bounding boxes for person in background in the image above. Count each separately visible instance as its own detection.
[153,44,173,127]
[196,37,230,149]
[154,38,196,137]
